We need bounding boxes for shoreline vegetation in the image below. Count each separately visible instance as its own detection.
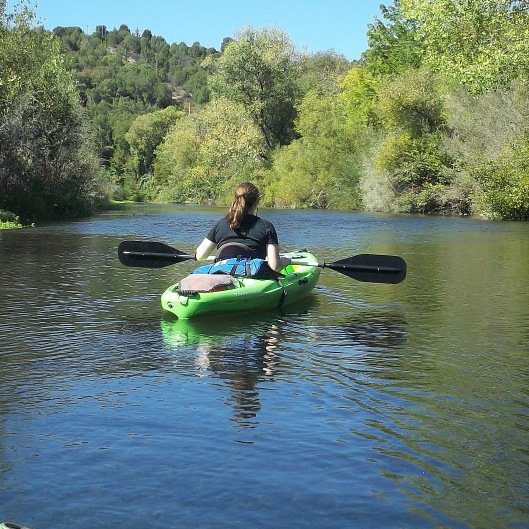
[1,0,528,229]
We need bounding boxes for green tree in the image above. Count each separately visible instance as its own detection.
[154,97,266,203]
[474,136,529,219]
[442,80,529,217]
[207,27,300,149]
[297,51,352,94]
[362,1,423,77]
[125,106,184,177]
[339,66,380,129]
[401,0,529,93]
[265,88,363,209]
[0,2,101,222]
[367,68,453,213]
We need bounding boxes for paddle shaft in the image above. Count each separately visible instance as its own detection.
[122,250,195,260]
[323,262,402,274]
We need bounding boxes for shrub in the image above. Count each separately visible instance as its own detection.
[474,139,529,220]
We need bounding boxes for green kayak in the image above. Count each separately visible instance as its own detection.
[161,251,320,319]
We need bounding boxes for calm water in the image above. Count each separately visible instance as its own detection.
[1,204,528,529]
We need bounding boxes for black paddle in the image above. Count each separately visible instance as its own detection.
[312,254,406,284]
[118,240,195,268]
[118,240,407,283]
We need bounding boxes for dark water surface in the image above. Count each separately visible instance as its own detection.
[1,204,528,529]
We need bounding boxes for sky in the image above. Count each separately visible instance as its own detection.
[24,0,384,61]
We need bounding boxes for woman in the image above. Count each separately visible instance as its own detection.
[195,182,290,271]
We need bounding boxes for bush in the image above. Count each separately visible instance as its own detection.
[442,81,529,218]
[376,67,445,136]
[154,98,266,203]
[374,131,451,193]
[474,139,529,220]
[0,5,101,222]
[361,67,455,213]
[0,209,19,223]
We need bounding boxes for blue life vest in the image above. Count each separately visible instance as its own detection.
[192,257,277,279]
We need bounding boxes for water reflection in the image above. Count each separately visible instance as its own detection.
[2,209,529,529]
[322,311,408,350]
[161,314,288,428]
[160,306,410,429]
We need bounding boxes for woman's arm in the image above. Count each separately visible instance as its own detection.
[196,238,217,261]
[266,244,291,272]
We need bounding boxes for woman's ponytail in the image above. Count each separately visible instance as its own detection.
[227,182,260,229]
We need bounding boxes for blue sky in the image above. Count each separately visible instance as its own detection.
[26,0,384,61]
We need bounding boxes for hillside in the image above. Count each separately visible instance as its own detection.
[53,24,219,164]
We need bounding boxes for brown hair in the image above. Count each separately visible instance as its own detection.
[227,182,260,229]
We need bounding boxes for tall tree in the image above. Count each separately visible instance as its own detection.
[401,0,529,93]
[206,27,300,149]
[154,97,266,203]
[362,1,423,77]
[125,106,184,177]
[0,1,100,221]
[266,89,363,209]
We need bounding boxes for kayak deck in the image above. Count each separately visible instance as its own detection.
[161,251,320,319]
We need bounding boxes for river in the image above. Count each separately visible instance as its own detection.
[0,204,528,529]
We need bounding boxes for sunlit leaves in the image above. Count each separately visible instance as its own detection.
[0,1,100,221]
[362,1,423,77]
[154,98,266,203]
[264,89,363,209]
[376,67,445,135]
[125,106,184,177]
[400,0,529,93]
[207,27,300,149]
[474,138,529,219]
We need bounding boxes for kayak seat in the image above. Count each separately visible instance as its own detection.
[215,242,255,261]
[178,273,235,295]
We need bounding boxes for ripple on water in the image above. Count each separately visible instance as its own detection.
[1,210,529,529]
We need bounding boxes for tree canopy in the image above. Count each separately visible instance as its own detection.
[0,3,100,222]
[207,27,300,149]
[2,0,529,223]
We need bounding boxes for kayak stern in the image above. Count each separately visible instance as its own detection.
[161,251,320,319]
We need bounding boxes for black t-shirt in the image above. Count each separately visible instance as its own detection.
[206,214,279,259]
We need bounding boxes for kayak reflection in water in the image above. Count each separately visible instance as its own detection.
[161,316,282,428]
[195,182,291,271]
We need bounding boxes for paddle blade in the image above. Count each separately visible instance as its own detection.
[118,240,194,268]
[325,254,407,284]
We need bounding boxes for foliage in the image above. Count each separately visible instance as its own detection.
[154,97,266,203]
[52,23,218,187]
[362,1,423,77]
[442,80,529,217]
[339,66,380,129]
[376,67,445,135]
[296,51,352,94]
[0,209,18,222]
[0,208,21,228]
[264,89,364,209]
[0,2,101,222]
[443,80,529,164]
[3,1,529,220]
[364,68,453,213]
[400,0,529,93]
[125,106,184,177]
[474,138,529,220]
[207,27,300,149]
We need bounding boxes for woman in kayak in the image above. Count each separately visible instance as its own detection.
[195,182,291,271]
